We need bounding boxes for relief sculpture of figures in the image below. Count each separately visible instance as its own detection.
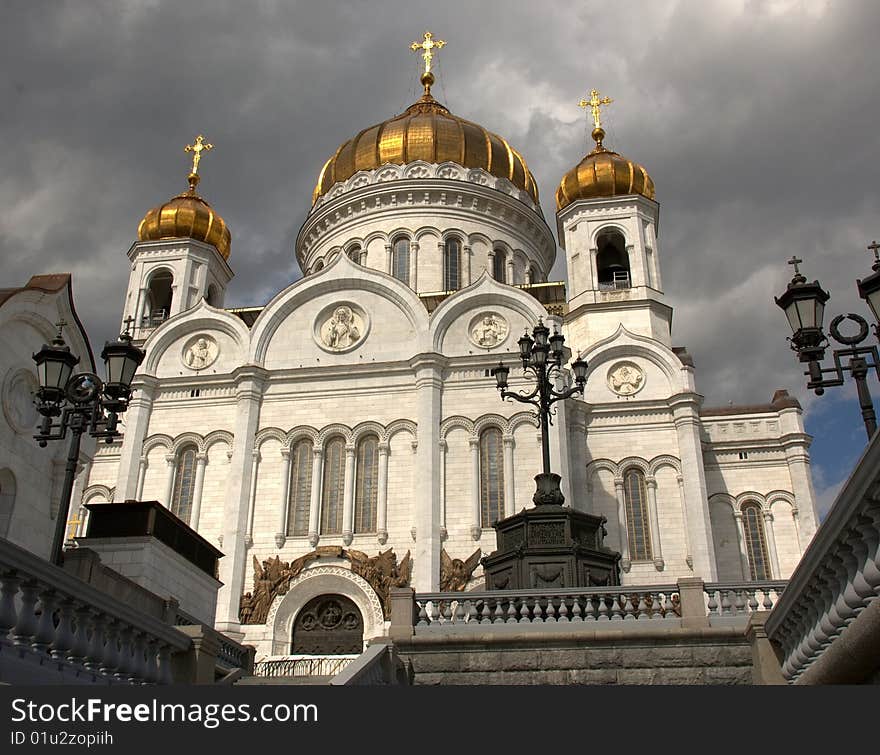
[348,548,412,616]
[323,305,361,349]
[608,362,644,396]
[470,313,508,348]
[184,336,217,370]
[440,548,482,591]
[240,552,319,624]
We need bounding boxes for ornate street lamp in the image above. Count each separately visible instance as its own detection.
[776,248,880,440]
[32,318,145,564]
[490,318,588,505]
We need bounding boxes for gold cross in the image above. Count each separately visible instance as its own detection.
[184,134,213,177]
[579,89,613,130]
[411,31,445,76]
[66,509,84,539]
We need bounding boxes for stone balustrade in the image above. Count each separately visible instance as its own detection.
[765,432,880,683]
[704,582,787,618]
[0,537,191,685]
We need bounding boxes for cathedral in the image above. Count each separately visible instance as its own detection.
[50,36,817,654]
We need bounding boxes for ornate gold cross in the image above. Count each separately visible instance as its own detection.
[66,509,84,540]
[411,31,445,75]
[184,134,213,177]
[579,88,613,130]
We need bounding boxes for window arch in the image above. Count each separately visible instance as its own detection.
[492,248,506,283]
[528,264,541,284]
[313,259,325,273]
[346,244,362,263]
[287,439,313,536]
[623,468,652,561]
[443,237,461,291]
[143,270,173,327]
[0,468,16,539]
[354,434,379,533]
[741,501,771,580]
[170,445,198,525]
[392,237,410,284]
[596,229,630,289]
[479,427,505,527]
[204,284,219,306]
[320,437,346,535]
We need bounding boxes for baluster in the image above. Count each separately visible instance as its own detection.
[492,598,506,624]
[583,595,596,622]
[558,597,570,623]
[32,588,58,653]
[116,626,137,681]
[12,580,40,648]
[623,594,636,620]
[84,613,107,671]
[506,598,518,624]
[68,605,92,665]
[50,598,77,661]
[465,599,479,622]
[157,644,173,685]
[637,594,649,621]
[720,590,732,616]
[416,602,429,627]
[102,621,122,677]
[441,601,453,623]
[545,597,557,623]
[129,633,149,683]
[0,571,21,637]
[517,597,531,624]
[571,596,583,622]
[748,589,759,613]
[144,639,160,684]
[531,597,545,623]
[453,600,466,624]
[597,595,609,621]
[706,589,719,616]
[734,590,746,616]
[610,594,623,621]
[651,593,664,620]
[762,589,774,610]
[479,600,491,625]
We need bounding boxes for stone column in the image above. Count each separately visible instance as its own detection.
[463,244,472,285]
[190,452,208,531]
[276,448,292,548]
[411,354,444,590]
[790,506,803,552]
[410,241,419,290]
[645,476,664,570]
[487,250,496,280]
[469,437,481,541]
[114,377,159,501]
[377,442,389,545]
[670,394,717,580]
[245,450,260,548]
[614,478,631,572]
[676,474,694,569]
[733,511,751,580]
[506,258,515,285]
[763,510,781,579]
[135,457,148,500]
[162,454,176,509]
[215,367,267,635]
[502,435,515,517]
[342,444,356,545]
[438,439,447,540]
[384,243,392,275]
[308,447,324,547]
[526,266,533,284]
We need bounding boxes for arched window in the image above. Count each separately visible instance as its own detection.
[741,502,771,580]
[313,259,325,273]
[479,427,505,527]
[170,445,198,525]
[492,248,506,283]
[354,435,379,533]
[623,469,652,561]
[320,437,346,535]
[443,237,461,291]
[596,229,630,290]
[287,439,313,537]
[143,270,173,327]
[347,244,362,263]
[0,468,16,539]
[528,265,541,284]
[204,284,219,306]
[392,237,410,284]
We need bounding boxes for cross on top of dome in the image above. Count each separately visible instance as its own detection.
[410,30,446,95]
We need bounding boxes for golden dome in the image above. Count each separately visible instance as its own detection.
[138,173,231,260]
[312,85,539,206]
[555,127,655,212]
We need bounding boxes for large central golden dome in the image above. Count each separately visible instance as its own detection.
[312,90,539,205]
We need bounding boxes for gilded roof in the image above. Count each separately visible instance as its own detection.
[312,92,539,205]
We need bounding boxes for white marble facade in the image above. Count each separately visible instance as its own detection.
[70,136,818,649]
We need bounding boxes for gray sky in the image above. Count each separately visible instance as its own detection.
[2,0,878,504]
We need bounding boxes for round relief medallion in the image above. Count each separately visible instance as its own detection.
[607,361,645,397]
[182,334,219,370]
[468,312,509,349]
[2,368,39,434]
[314,302,369,353]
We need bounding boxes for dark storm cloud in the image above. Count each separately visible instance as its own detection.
[2,1,878,438]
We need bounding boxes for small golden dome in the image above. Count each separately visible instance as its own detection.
[555,127,655,212]
[137,173,231,260]
[312,90,539,206]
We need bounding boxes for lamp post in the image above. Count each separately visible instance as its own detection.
[490,318,588,506]
[775,245,880,440]
[32,318,145,565]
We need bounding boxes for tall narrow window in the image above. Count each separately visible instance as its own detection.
[392,237,410,284]
[492,249,506,283]
[596,229,630,290]
[742,502,771,580]
[354,435,379,533]
[479,428,505,527]
[623,469,652,561]
[320,437,346,535]
[347,244,362,263]
[170,445,198,525]
[287,439,313,536]
[143,270,173,328]
[444,237,461,291]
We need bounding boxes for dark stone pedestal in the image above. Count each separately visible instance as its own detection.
[482,503,620,590]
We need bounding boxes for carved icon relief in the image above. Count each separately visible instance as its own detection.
[316,303,367,353]
[468,312,509,349]
[2,368,39,434]
[607,361,645,396]
[182,335,218,370]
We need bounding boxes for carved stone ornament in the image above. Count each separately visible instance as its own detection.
[2,367,39,434]
[607,361,645,397]
[439,548,482,592]
[182,334,218,371]
[314,302,368,353]
[468,312,509,349]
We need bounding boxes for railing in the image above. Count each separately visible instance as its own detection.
[330,643,409,686]
[414,586,681,626]
[704,582,787,617]
[253,654,357,678]
[0,537,191,684]
[217,635,254,672]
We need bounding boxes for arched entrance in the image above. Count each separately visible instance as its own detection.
[291,594,363,655]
